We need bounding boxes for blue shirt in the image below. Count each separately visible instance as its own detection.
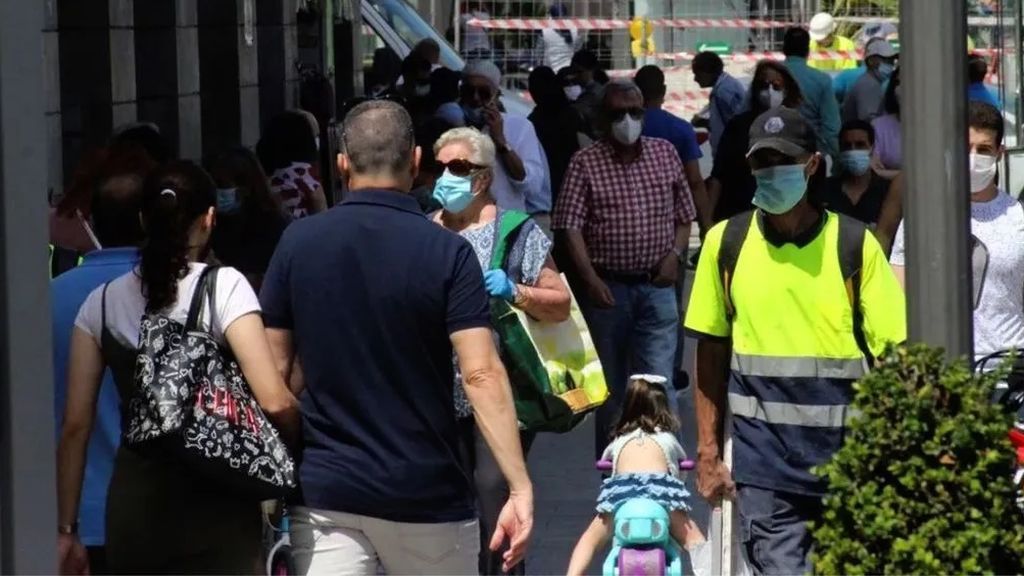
[785,56,841,159]
[642,108,702,164]
[968,82,1001,109]
[51,248,138,546]
[260,189,491,523]
[832,66,866,102]
[709,72,748,155]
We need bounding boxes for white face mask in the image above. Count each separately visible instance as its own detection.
[611,115,643,146]
[969,152,998,193]
[414,84,431,98]
[564,85,583,102]
[758,86,785,109]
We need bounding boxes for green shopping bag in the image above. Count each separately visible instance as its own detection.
[489,211,609,433]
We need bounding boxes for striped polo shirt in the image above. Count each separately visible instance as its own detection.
[685,211,906,495]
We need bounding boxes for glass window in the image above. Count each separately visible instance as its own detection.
[365,0,463,70]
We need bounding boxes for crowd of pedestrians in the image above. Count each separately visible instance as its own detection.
[46,9,1019,575]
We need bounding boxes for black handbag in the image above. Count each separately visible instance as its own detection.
[127,265,297,499]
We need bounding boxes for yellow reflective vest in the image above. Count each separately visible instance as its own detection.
[809,35,858,72]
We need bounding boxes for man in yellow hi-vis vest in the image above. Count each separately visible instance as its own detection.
[808,12,858,72]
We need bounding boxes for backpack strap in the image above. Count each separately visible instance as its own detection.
[836,214,873,364]
[489,209,532,272]
[717,211,755,322]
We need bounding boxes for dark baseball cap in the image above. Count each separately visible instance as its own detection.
[747,107,817,158]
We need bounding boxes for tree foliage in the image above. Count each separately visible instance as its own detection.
[813,344,1024,574]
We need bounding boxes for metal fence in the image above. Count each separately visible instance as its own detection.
[450,1,1011,120]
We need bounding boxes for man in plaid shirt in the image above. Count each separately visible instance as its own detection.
[553,78,697,456]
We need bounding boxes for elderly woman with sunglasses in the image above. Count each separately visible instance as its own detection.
[431,127,570,575]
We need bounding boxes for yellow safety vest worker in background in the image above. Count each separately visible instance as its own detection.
[809,35,858,72]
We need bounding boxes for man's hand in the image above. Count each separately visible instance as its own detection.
[58,534,90,576]
[696,455,736,504]
[584,276,615,308]
[484,104,506,147]
[652,251,680,288]
[490,489,534,572]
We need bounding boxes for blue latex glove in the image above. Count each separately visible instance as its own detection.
[483,269,517,301]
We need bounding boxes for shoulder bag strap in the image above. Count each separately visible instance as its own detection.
[717,210,755,322]
[185,266,219,332]
[489,209,532,272]
[836,214,872,364]
[101,282,109,335]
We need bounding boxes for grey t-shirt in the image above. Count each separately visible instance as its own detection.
[891,190,1024,359]
[842,71,885,123]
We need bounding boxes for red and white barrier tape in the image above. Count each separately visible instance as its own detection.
[655,46,1001,63]
[466,17,792,30]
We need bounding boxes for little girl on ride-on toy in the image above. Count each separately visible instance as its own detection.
[567,375,711,576]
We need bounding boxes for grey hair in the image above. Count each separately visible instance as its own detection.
[340,100,414,177]
[600,78,643,106]
[433,127,497,168]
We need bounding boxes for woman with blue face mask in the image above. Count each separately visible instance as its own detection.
[821,120,897,232]
[205,147,289,291]
[431,127,571,576]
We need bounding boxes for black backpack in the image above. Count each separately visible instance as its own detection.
[716,211,873,364]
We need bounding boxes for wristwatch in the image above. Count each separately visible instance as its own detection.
[58,522,78,535]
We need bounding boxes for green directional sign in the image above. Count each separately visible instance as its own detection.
[696,41,731,55]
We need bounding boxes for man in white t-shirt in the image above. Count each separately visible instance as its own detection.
[890,101,1024,361]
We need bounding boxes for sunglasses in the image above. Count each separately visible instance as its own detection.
[439,158,486,177]
[608,107,645,122]
[460,83,495,103]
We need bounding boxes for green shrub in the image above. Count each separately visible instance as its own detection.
[812,344,1024,574]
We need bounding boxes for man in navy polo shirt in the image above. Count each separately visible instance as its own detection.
[52,162,151,572]
[261,100,533,575]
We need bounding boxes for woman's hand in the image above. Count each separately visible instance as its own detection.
[483,269,517,301]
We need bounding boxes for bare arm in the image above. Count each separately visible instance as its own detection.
[892,264,905,290]
[561,229,600,286]
[265,327,297,392]
[454,327,530,492]
[874,174,904,256]
[695,338,736,502]
[684,160,712,233]
[514,257,570,322]
[567,515,613,576]
[670,511,707,550]
[227,314,301,448]
[452,327,533,567]
[57,328,105,530]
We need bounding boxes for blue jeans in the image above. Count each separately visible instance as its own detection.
[580,279,678,457]
[736,485,823,576]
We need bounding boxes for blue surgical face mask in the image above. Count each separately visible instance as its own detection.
[751,163,810,215]
[216,187,241,214]
[876,62,895,81]
[838,149,872,176]
[432,169,476,213]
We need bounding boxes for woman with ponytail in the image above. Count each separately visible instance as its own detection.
[56,161,300,575]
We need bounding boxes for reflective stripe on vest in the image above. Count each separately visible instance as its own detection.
[728,392,856,428]
[730,353,867,380]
